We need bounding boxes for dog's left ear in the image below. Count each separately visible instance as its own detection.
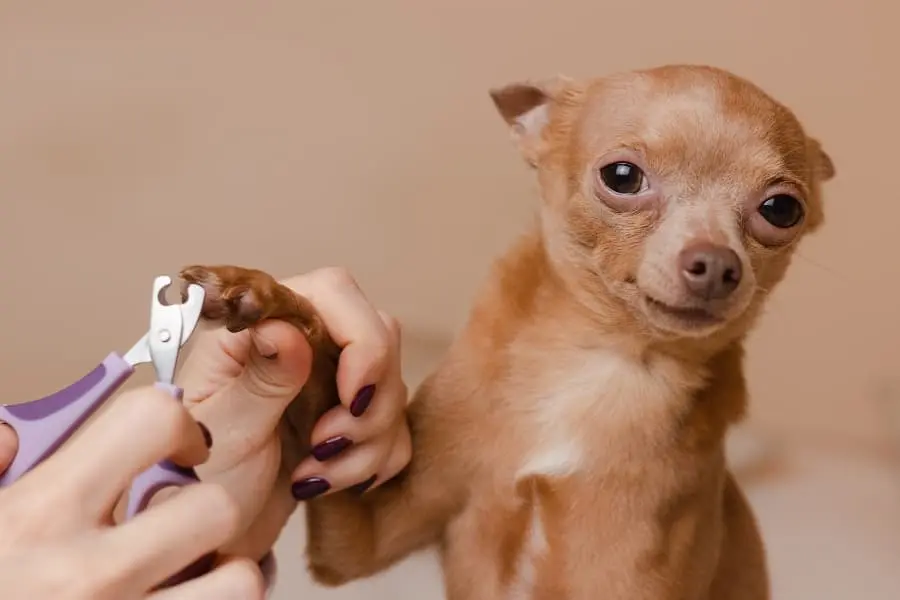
[807,137,835,182]
[489,76,579,167]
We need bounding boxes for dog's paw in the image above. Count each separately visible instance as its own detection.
[306,558,351,588]
[180,265,297,333]
[182,265,343,473]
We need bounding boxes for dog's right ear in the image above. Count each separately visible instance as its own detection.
[489,76,578,167]
[807,137,835,182]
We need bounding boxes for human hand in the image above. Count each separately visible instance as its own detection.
[177,267,411,560]
[0,386,264,600]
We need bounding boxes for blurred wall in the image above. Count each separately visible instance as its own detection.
[1,1,898,597]
[3,0,895,446]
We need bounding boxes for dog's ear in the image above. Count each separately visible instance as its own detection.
[807,137,835,182]
[489,76,578,167]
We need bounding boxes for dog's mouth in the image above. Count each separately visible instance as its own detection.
[641,295,725,329]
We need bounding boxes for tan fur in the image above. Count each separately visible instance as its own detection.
[183,64,834,600]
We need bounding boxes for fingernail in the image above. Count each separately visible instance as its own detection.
[348,475,377,495]
[350,384,376,417]
[311,436,353,462]
[198,422,213,449]
[291,477,331,500]
[250,330,278,359]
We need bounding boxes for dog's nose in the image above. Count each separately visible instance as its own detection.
[678,242,742,300]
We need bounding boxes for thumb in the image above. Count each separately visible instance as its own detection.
[189,320,313,464]
[238,320,313,404]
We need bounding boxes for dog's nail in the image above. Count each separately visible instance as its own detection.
[250,330,278,359]
[198,422,213,449]
[348,475,377,495]
[350,385,376,417]
[311,436,353,462]
[291,477,331,501]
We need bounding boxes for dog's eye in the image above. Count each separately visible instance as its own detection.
[598,162,647,195]
[758,194,803,229]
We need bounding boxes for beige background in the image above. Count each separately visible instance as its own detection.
[1,2,898,598]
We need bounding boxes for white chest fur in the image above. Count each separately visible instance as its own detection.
[506,346,691,599]
[514,346,688,480]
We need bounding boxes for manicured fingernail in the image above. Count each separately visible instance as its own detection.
[198,422,213,449]
[350,384,375,417]
[311,436,353,462]
[250,330,278,359]
[348,475,377,495]
[291,477,331,500]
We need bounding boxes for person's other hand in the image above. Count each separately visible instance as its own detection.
[178,267,411,560]
[0,387,264,600]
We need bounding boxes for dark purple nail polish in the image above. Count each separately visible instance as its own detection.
[348,475,377,495]
[198,423,213,449]
[350,384,376,417]
[311,436,353,462]
[291,477,331,500]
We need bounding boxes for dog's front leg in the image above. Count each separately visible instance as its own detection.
[304,376,468,585]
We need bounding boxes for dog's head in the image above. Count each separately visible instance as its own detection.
[490,65,834,345]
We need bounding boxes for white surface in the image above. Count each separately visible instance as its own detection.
[745,443,900,599]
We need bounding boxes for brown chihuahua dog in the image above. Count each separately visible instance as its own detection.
[181,64,835,600]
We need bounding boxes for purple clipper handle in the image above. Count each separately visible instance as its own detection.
[126,381,211,589]
[0,352,135,487]
[124,382,201,518]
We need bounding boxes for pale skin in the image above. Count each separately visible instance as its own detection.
[0,268,410,599]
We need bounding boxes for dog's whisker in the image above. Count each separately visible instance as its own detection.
[795,251,849,282]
